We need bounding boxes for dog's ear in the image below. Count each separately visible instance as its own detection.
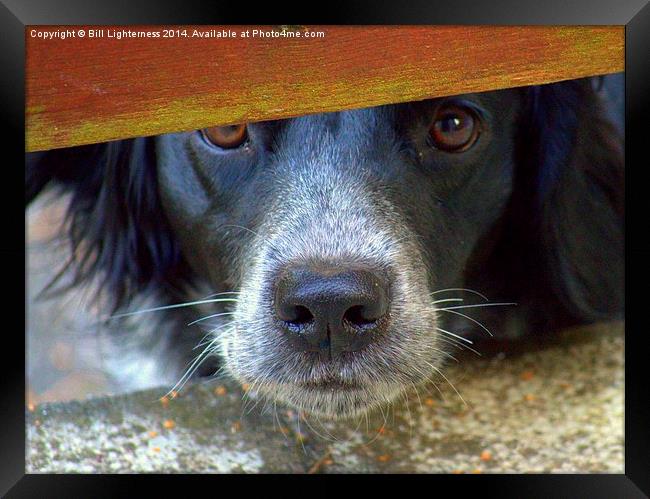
[26,138,189,311]
[508,78,624,328]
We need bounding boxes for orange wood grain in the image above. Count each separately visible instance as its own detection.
[25,25,624,152]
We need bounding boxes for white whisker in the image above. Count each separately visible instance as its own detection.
[188,311,236,326]
[436,327,473,345]
[437,336,482,357]
[411,381,424,413]
[193,320,247,350]
[438,302,517,311]
[431,288,489,301]
[425,360,467,407]
[167,327,236,396]
[108,297,239,319]
[430,298,464,305]
[436,308,494,336]
[433,347,459,362]
[199,290,242,300]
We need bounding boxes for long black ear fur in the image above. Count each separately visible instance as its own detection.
[505,78,624,331]
[26,138,190,311]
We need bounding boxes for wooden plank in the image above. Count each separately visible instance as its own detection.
[25,25,624,152]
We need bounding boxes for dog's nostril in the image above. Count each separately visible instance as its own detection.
[286,305,314,325]
[343,305,379,326]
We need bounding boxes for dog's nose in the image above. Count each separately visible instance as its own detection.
[274,266,390,359]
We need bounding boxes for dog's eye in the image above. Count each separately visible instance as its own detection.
[429,105,479,152]
[201,124,248,149]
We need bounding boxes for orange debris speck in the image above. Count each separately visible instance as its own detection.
[163,419,176,429]
[521,370,535,381]
[472,468,483,474]
[159,396,169,408]
[170,390,178,399]
[451,469,464,474]
[241,383,251,392]
[152,447,161,453]
[524,394,536,402]
[214,386,227,396]
[425,398,436,407]
[480,450,492,461]
[27,403,35,412]
[231,421,242,432]
[377,454,391,463]
[148,431,158,438]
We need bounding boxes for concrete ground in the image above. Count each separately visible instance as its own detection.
[26,321,624,473]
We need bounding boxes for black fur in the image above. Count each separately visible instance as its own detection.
[463,79,624,335]
[27,139,192,310]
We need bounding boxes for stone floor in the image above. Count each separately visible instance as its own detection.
[26,321,624,473]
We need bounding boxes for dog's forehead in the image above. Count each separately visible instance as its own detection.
[277,106,396,150]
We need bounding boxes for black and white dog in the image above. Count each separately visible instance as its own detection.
[26,77,624,419]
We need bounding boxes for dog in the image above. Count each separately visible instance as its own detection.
[26,76,624,419]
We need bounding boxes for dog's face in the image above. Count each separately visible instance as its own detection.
[27,78,623,420]
[155,90,522,418]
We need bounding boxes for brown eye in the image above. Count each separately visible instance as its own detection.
[429,105,479,152]
[202,123,248,149]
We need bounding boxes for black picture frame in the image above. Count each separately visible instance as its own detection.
[3,0,648,496]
